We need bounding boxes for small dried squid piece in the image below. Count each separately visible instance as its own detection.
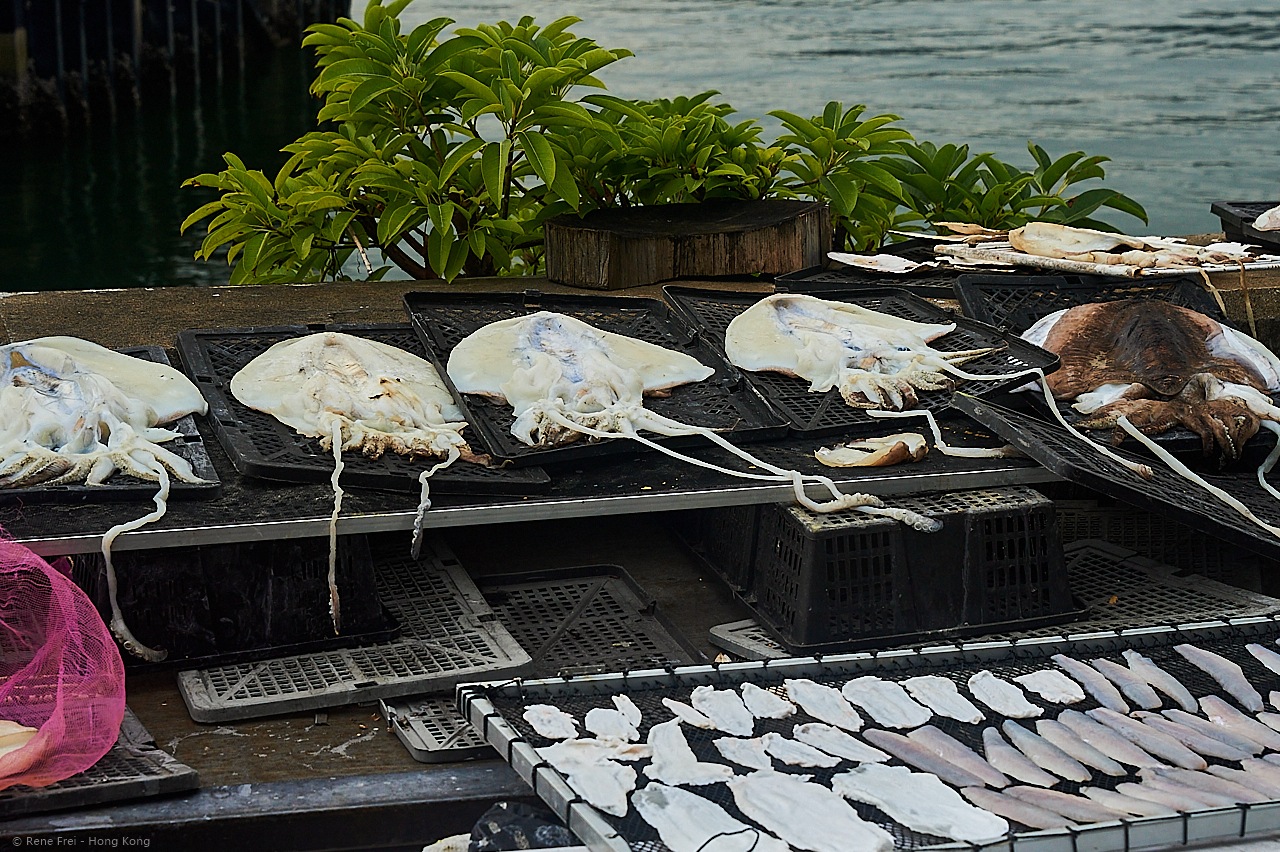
[815,432,928,467]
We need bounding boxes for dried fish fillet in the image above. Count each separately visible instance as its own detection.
[563,760,636,816]
[1260,711,1280,733]
[1116,781,1203,812]
[1199,695,1280,750]
[833,764,1008,843]
[537,738,652,770]
[1122,650,1198,713]
[864,729,985,787]
[1003,786,1126,824]
[1132,712,1252,761]
[761,732,840,767]
[963,787,1075,830]
[1140,775,1234,808]
[740,683,796,719]
[662,698,715,729]
[784,679,863,732]
[1002,720,1090,782]
[646,719,734,786]
[903,675,985,724]
[1088,708,1206,769]
[1242,758,1280,789]
[1057,709,1161,768]
[727,770,894,852]
[1034,719,1125,776]
[691,686,755,737]
[841,676,932,729]
[1081,787,1175,817]
[1051,654,1129,713]
[1142,767,1267,804]
[1175,644,1264,712]
[1209,765,1280,799]
[1162,708,1262,755]
[980,727,1058,788]
[1091,658,1162,709]
[633,784,792,852]
[613,695,643,728]
[792,723,889,764]
[968,670,1042,718]
[907,725,1008,788]
[714,736,773,771]
[1013,670,1085,705]
[1247,643,1280,678]
[524,705,577,740]
[585,707,639,742]
[1273,691,1280,713]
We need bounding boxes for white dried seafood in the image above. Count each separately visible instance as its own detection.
[0,720,38,761]
[791,723,889,764]
[1,337,209,661]
[840,676,932,728]
[1256,203,1280,231]
[523,705,577,740]
[740,683,795,719]
[816,432,928,467]
[968,671,1041,718]
[903,675,985,724]
[612,695,643,727]
[828,252,933,274]
[661,698,715,729]
[834,763,1008,843]
[1009,222,1254,268]
[633,783,790,852]
[727,770,894,852]
[585,707,639,742]
[690,686,754,737]
[713,736,773,771]
[645,719,733,786]
[784,679,863,732]
[760,732,840,767]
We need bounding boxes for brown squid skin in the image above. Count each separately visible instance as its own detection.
[1040,300,1270,459]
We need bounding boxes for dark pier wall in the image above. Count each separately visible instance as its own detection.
[1,0,351,134]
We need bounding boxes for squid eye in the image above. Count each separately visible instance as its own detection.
[896,346,910,351]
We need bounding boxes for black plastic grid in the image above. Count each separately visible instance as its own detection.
[749,487,1076,653]
[1211,201,1280,254]
[953,272,1230,334]
[663,286,1060,438]
[668,505,761,595]
[174,324,550,494]
[382,696,494,763]
[481,621,1280,851]
[402,291,788,466]
[956,393,1280,566]
[0,346,220,504]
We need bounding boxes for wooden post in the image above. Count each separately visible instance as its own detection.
[544,199,832,290]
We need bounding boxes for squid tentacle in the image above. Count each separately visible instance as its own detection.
[411,444,461,560]
[327,420,345,634]
[1258,421,1280,504]
[101,454,171,663]
[866,408,1020,458]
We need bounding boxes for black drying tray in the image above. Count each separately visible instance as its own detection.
[955,391,1280,564]
[0,346,220,504]
[776,237,961,298]
[954,271,1228,333]
[174,324,550,494]
[663,286,1060,438]
[402,291,788,466]
[1212,201,1280,254]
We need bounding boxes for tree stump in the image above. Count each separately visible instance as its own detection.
[544,200,831,290]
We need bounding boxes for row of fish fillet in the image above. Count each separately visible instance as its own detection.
[516,638,1280,850]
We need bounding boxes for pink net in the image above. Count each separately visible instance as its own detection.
[0,534,126,791]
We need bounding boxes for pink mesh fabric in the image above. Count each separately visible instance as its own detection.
[0,535,125,790]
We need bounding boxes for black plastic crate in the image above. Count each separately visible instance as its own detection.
[749,487,1077,652]
[72,535,398,668]
[403,290,787,466]
[663,285,1059,437]
[175,324,550,494]
[0,345,221,504]
[954,271,1228,333]
[668,505,761,595]
[1211,201,1280,254]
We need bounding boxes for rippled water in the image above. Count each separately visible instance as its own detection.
[5,1,1278,291]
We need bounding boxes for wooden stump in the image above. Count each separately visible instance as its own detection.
[544,199,832,290]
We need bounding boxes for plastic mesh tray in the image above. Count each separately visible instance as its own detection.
[461,619,1280,852]
[952,272,1229,333]
[663,286,1059,437]
[711,539,1280,660]
[382,565,702,763]
[0,708,198,818]
[402,291,787,466]
[0,345,220,504]
[955,392,1280,565]
[174,324,550,494]
[176,535,530,722]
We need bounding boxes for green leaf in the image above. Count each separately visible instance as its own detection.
[377,202,419,245]
[819,172,859,218]
[481,140,512,206]
[518,130,556,186]
[439,138,486,184]
[439,71,501,104]
[180,201,227,234]
[348,76,400,112]
[548,154,580,209]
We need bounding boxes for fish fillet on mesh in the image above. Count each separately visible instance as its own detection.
[740,683,796,719]
[1212,765,1280,798]
[968,671,1042,718]
[1081,787,1175,817]
[760,732,840,767]
[791,724,889,764]
[727,770,894,852]
[1003,787,1126,824]
[613,695,643,727]
[1247,643,1280,678]
[1051,655,1129,713]
[907,725,1008,787]
[524,705,578,740]
[903,675,985,724]
[632,783,790,852]
[962,787,1075,830]
[1034,719,1125,776]
[863,729,986,787]
[1199,695,1280,750]
[1140,775,1234,808]
[662,698,715,729]
[784,679,863,732]
[1272,691,1280,712]
[645,719,733,786]
[1057,709,1162,768]
[1162,708,1262,755]
[1116,781,1204,812]
[1013,670,1085,704]
[1091,658,1163,709]
[537,738,652,769]
[840,676,932,729]
[535,740,637,817]
[1142,767,1268,804]
[714,736,773,771]
[833,763,1008,843]
[1176,644,1265,712]
[1001,720,1090,782]
[691,686,755,737]
[980,727,1057,787]
[1132,712,1252,761]
[585,707,639,742]
[1088,708,1206,769]
[1122,650,1198,712]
